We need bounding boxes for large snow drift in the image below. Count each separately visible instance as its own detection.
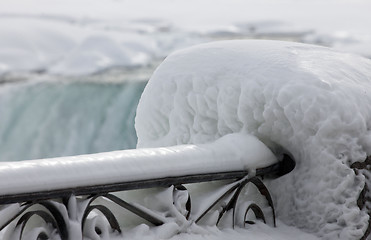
[135,40,371,239]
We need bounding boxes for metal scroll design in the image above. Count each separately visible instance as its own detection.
[0,176,275,239]
[195,177,275,228]
[0,201,68,240]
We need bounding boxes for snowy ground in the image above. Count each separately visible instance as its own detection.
[125,221,320,240]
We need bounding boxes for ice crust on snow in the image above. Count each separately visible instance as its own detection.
[135,40,371,239]
[0,133,275,195]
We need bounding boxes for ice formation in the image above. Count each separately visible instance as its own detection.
[135,40,371,239]
[0,80,146,162]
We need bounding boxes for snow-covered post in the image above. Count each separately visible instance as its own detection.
[135,40,371,239]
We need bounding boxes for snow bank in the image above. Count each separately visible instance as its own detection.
[135,40,371,239]
[1,0,371,76]
[0,133,275,195]
[0,18,159,75]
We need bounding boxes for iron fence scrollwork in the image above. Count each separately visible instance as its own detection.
[0,154,295,239]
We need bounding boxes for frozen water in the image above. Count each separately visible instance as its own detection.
[0,79,146,162]
[136,40,371,239]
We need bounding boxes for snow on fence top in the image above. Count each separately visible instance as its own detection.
[0,133,276,196]
[135,40,371,239]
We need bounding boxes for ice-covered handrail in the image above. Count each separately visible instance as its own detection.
[0,133,276,202]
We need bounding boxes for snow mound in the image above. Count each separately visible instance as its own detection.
[135,40,371,239]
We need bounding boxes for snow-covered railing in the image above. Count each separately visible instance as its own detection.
[0,134,294,240]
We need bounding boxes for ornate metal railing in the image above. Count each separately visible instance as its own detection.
[0,149,294,240]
